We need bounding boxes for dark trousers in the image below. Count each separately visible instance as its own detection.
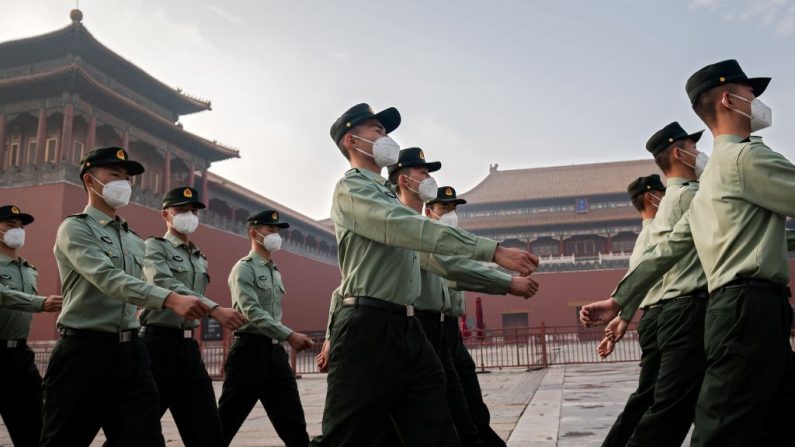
[602,306,663,447]
[0,343,42,447]
[40,336,165,447]
[142,334,225,447]
[310,305,457,447]
[218,336,308,447]
[691,285,795,447]
[450,321,506,447]
[417,314,477,447]
[627,297,707,446]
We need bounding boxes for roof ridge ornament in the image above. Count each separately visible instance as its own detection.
[70,8,83,23]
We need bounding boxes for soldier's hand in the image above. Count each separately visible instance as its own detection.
[287,332,314,352]
[507,276,539,299]
[42,295,63,312]
[316,339,331,372]
[493,246,539,276]
[579,298,621,327]
[604,316,629,344]
[597,335,615,359]
[163,293,211,320]
[210,306,247,331]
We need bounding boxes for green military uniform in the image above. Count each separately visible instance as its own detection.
[313,104,499,447]
[218,210,308,447]
[139,186,225,447]
[612,60,795,446]
[601,175,667,447]
[612,123,709,447]
[0,205,46,447]
[42,147,169,447]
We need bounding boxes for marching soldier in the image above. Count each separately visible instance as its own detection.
[312,103,538,446]
[42,147,211,446]
[388,150,539,447]
[583,60,795,446]
[140,186,247,447]
[0,205,62,447]
[218,209,314,446]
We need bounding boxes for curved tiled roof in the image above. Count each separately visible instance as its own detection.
[459,206,640,231]
[0,21,210,115]
[461,160,662,204]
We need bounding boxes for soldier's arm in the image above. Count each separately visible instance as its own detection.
[228,264,292,341]
[143,239,218,309]
[332,175,497,262]
[421,253,511,295]
[55,218,171,309]
[740,144,795,217]
[0,283,45,312]
[613,211,694,321]
[324,287,343,340]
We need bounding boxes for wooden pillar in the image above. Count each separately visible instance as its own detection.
[86,115,96,150]
[606,233,613,254]
[559,236,565,256]
[163,152,172,193]
[187,162,195,188]
[0,114,7,170]
[58,104,74,164]
[201,169,210,210]
[35,109,47,164]
[122,130,129,152]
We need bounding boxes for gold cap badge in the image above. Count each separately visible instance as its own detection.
[183,188,193,198]
[419,150,425,160]
[116,149,126,160]
[445,188,453,196]
[272,212,278,220]
[11,206,20,214]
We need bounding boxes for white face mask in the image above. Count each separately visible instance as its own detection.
[1,228,25,248]
[351,135,400,167]
[726,93,772,132]
[171,211,199,235]
[678,149,710,179]
[90,176,132,209]
[403,175,438,202]
[438,210,459,227]
[257,232,282,253]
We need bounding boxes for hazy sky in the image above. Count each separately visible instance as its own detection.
[2,0,794,219]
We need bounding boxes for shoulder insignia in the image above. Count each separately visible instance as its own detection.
[66,213,89,219]
[241,256,253,262]
[273,265,279,271]
[147,236,167,242]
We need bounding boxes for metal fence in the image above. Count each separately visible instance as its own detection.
[30,325,795,379]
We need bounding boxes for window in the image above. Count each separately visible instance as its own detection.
[26,140,37,164]
[72,141,85,164]
[153,173,161,194]
[537,244,560,256]
[8,142,21,167]
[44,138,57,162]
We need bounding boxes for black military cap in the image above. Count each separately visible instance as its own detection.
[686,59,771,105]
[0,205,34,225]
[427,186,467,206]
[646,122,704,156]
[387,147,442,177]
[330,103,401,145]
[627,174,665,199]
[247,209,290,228]
[162,186,206,210]
[79,146,145,179]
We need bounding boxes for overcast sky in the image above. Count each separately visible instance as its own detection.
[2,0,794,219]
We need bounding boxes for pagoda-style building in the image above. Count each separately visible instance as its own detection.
[0,10,340,341]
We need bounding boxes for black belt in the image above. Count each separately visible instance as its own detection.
[715,278,792,297]
[140,326,194,339]
[663,289,710,303]
[0,338,26,348]
[59,328,137,343]
[234,332,279,344]
[342,296,415,317]
[414,309,456,322]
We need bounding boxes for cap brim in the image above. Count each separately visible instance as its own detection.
[164,201,207,210]
[84,160,145,176]
[688,130,704,143]
[387,160,442,176]
[747,77,771,98]
[2,213,35,225]
[276,222,290,228]
[427,198,466,205]
[371,107,401,134]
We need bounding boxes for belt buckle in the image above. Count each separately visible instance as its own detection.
[406,304,415,317]
[119,331,132,343]
[440,313,445,322]
[6,340,18,348]
[183,330,193,339]
[272,339,279,345]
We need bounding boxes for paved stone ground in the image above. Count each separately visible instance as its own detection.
[1,363,694,446]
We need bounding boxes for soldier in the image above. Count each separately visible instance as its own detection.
[388,149,539,446]
[218,209,314,446]
[42,147,211,447]
[583,60,795,446]
[312,103,538,446]
[0,205,62,447]
[140,186,247,447]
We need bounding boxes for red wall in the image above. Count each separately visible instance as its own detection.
[2,183,342,340]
